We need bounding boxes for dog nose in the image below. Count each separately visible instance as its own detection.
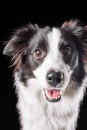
[46,70,64,87]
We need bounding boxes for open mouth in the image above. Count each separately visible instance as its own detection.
[44,89,61,102]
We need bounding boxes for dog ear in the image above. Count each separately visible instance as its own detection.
[62,20,87,64]
[3,24,39,56]
[3,24,39,69]
[61,19,83,37]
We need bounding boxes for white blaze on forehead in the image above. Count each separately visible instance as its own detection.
[33,28,62,89]
[47,28,61,56]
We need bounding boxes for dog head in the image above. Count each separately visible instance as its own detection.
[3,20,87,102]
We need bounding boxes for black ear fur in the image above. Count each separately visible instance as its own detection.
[61,19,83,37]
[3,24,39,70]
[3,24,39,56]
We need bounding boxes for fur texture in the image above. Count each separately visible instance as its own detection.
[3,20,87,130]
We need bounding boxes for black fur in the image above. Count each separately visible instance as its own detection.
[60,28,85,85]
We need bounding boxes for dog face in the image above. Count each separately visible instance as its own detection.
[3,20,87,102]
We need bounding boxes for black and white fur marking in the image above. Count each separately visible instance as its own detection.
[3,20,87,130]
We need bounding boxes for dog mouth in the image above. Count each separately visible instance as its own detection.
[44,89,61,102]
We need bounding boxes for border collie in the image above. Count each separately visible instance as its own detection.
[3,20,87,130]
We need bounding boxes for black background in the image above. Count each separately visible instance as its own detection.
[0,6,87,130]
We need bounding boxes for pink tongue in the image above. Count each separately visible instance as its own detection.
[47,90,60,99]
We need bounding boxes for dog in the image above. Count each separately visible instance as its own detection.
[3,20,87,130]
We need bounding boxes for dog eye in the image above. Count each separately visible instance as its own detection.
[63,46,72,56]
[33,48,46,60]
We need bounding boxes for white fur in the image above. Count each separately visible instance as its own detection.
[15,72,87,130]
[14,28,87,130]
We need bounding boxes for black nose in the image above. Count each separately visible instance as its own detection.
[46,70,64,87]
